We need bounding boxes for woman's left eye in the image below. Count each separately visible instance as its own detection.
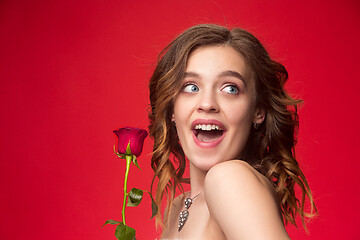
[222,85,239,94]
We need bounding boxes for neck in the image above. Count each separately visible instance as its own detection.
[189,161,207,197]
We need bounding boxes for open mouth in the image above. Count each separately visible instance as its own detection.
[193,124,224,143]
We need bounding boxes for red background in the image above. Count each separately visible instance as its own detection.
[1,0,359,239]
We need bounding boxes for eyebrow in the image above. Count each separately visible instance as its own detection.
[218,70,245,83]
[183,72,200,78]
[184,70,246,86]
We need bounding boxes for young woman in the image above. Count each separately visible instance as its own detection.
[148,24,316,239]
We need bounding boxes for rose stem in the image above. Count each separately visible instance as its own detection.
[122,155,132,225]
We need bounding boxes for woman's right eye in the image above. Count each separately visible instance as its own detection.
[183,84,199,93]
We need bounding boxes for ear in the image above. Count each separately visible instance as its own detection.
[253,107,265,124]
[171,113,175,122]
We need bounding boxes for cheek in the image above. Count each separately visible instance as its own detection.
[173,98,191,134]
[173,100,184,123]
[173,96,193,121]
[223,100,255,126]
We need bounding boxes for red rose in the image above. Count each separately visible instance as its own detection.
[113,127,148,157]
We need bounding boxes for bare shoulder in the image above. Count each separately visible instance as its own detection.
[204,160,277,211]
[204,160,290,240]
[205,160,273,192]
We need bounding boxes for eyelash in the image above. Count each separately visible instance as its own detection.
[221,84,240,95]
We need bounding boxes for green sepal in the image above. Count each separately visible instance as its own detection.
[125,141,132,155]
[102,219,122,227]
[115,222,136,240]
[131,155,141,170]
[127,188,143,207]
[116,153,126,159]
[113,145,126,159]
[143,190,158,219]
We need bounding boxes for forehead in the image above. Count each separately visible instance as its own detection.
[185,45,253,83]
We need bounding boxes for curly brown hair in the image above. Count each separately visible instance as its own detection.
[148,24,317,230]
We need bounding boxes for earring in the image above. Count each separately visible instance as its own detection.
[254,122,261,129]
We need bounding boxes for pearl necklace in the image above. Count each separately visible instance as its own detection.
[178,193,200,232]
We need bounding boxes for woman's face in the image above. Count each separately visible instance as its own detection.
[173,45,263,171]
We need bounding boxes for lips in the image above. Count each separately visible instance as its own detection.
[191,119,226,147]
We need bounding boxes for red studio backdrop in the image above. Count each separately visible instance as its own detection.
[1,0,359,239]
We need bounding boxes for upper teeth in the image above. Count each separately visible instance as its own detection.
[194,124,221,131]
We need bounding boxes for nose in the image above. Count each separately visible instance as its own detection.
[197,90,219,113]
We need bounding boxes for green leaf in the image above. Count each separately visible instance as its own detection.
[143,190,158,219]
[149,193,158,219]
[102,219,122,227]
[127,188,143,207]
[125,141,132,155]
[115,223,136,240]
[131,155,141,170]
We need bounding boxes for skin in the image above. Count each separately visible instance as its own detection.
[162,45,290,239]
